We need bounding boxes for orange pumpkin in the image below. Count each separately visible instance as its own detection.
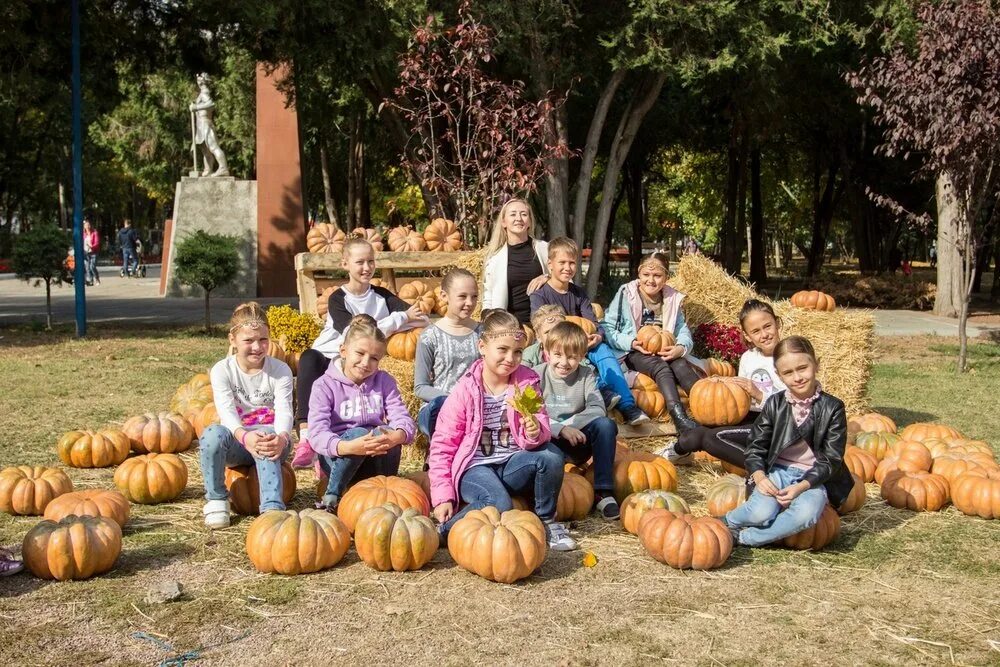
[636,325,675,355]
[351,227,384,252]
[591,303,605,320]
[704,358,736,377]
[224,462,297,515]
[837,474,867,515]
[169,372,213,419]
[880,470,950,512]
[589,450,678,503]
[941,438,995,459]
[354,502,440,571]
[705,474,749,517]
[122,411,195,454]
[687,377,751,426]
[522,324,536,347]
[790,290,836,311]
[194,402,220,438]
[43,489,130,527]
[848,412,897,435]
[621,489,690,534]
[246,509,351,575]
[638,509,733,570]
[854,431,901,461]
[306,223,346,253]
[423,218,463,251]
[898,422,963,443]
[113,453,189,504]
[337,475,430,532]
[22,515,122,581]
[721,460,746,476]
[556,473,595,522]
[844,446,878,483]
[931,453,999,486]
[448,507,547,583]
[950,468,1000,519]
[317,286,338,320]
[403,470,432,500]
[387,225,427,252]
[0,466,73,516]
[386,328,425,361]
[888,440,933,473]
[630,373,666,419]
[397,280,437,314]
[564,315,598,336]
[432,285,449,316]
[57,429,130,468]
[781,505,841,550]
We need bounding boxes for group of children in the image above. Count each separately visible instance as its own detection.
[201,210,849,552]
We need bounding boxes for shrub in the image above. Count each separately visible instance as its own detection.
[173,231,240,331]
[12,225,70,330]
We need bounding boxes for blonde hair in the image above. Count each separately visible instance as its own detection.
[480,310,526,342]
[229,301,268,335]
[546,321,589,359]
[342,314,387,347]
[530,304,566,332]
[548,236,579,259]
[774,335,817,366]
[638,251,670,275]
[441,267,476,293]
[484,198,536,258]
[342,236,374,258]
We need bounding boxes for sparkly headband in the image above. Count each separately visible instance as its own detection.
[229,318,267,334]
[483,328,527,341]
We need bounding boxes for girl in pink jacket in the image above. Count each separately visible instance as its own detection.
[428,310,576,552]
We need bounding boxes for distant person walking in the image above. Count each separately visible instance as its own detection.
[117,219,139,278]
[82,218,101,286]
[929,241,937,268]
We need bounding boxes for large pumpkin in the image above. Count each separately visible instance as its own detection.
[790,290,836,311]
[704,358,736,377]
[351,227,384,252]
[0,466,73,516]
[636,325,675,355]
[246,509,351,575]
[337,475,430,532]
[630,373,666,419]
[687,377,751,426]
[621,489,690,534]
[122,411,195,454]
[848,412,897,435]
[837,473,867,515]
[950,468,1000,519]
[781,505,841,550]
[940,438,995,460]
[880,470,950,512]
[556,473,595,522]
[403,470,432,500]
[194,402,220,438]
[386,328,425,361]
[397,280,437,314]
[22,515,122,581]
[354,502,439,571]
[564,316,598,337]
[224,462,297,515]
[705,474,749,517]
[898,422,963,443]
[844,446,878,483]
[306,223,346,253]
[423,218,463,251]
[57,429,130,468]
[113,453,189,504]
[43,489,130,528]
[387,225,427,252]
[854,431,901,461]
[638,509,733,570]
[589,450,678,503]
[448,507,547,583]
[931,453,999,486]
[169,372,213,418]
[888,440,933,472]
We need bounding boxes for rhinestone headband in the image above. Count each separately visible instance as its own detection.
[483,328,526,341]
[230,318,268,334]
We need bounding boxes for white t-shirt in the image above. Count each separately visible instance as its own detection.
[469,392,517,467]
[738,347,787,412]
[209,356,294,435]
[311,286,413,358]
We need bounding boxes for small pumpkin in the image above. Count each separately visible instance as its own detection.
[522,324,536,347]
[630,373,666,419]
[880,470,950,512]
[43,489,130,527]
[113,453,189,504]
[931,453,999,486]
[687,377,751,427]
[621,489,690,534]
[122,411,195,454]
[790,290,836,311]
[591,303,605,320]
[854,431,901,461]
[638,509,733,570]
[448,507,547,583]
[22,514,122,581]
[705,474,749,517]
[0,466,74,516]
[837,473,867,515]
[704,358,736,377]
[387,225,427,252]
[781,505,841,550]
[556,473,595,522]
[423,218,463,251]
[398,280,437,314]
[564,315,598,337]
[636,325,675,355]
[351,227,384,251]
[306,223,346,253]
[224,462,297,515]
[588,450,678,503]
[898,422,963,444]
[246,509,351,575]
[354,502,440,571]
[194,402,220,438]
[317,286,337,320]
[844,446,878,483]
[950,468,1000,519]
[386,328,425,361]
[337,475,430,532]
[169,372,213,419]
[848,412,897,435]
[432,285,449,317]
[57,429,130,468]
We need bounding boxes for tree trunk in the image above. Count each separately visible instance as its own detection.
[58,181,68,231]
[358,130,371,229]
[541,103,570,239]
[934,171,964,317]
[735,128,749,275]
[806,160,842,277]
[749,145,767,284]
[721,119,741,274]
[585,73,666,296]
[204,289,212,333]
[625,157,645,277]
[319,145,341,229]
[992,232,1000,303]
[45,279,52,330]
[347,117,357,230]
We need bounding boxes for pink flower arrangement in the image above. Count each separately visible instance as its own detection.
[693,323,748,364]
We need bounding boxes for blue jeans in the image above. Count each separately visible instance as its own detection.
[122,248,138,275]
[724,465,828,547]
[417,396,448,439]
[200,424,290,512]
[440,442,565,540]
[319,427,402,506]
[84,252,99,284]
[552,417,618,493]
[588,342,637,410]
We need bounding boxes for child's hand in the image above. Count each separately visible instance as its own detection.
[775,481,809,507]
[433,502,454,524]
[659,345,685,361]
[752,471,780,497]
[560,426,586,446]
[371,429,404,448]
[731,377,763,401]
[254,432,285,460]
[339,433,392,457]
[405,304,426,322]
[524,416,540,440]
[586,333,602,350]
[631,340,649,354]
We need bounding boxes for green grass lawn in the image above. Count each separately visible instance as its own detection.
[0,326,998,666]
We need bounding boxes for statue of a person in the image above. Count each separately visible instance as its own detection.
[189,73,230,177]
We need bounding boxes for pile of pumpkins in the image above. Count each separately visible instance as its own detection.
[306,219,464,255]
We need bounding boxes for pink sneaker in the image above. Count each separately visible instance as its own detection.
[291,438,316,469]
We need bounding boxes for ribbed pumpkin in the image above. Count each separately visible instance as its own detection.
[931,453,999,486]
[591,303,605,320]
[844,446,878,483]
[57,429,131,468]
[704,358,736,377]
[638,509,733,570]
[113,453,189,504]
[0,466,73,516]
[636,325,675,355]
[386,328,425,361]
[432,285,449,316]
[621,490,690,534]
[246,509,351,575]
[317,286,337,320]
[589,450,678,503]
[630,373,666,419]
[122,411,195,454]
[403,470,432,500]
[705,474,748,517]
[351,227,383,251]
[22,514,122,581]
[564,315,598,336]
[448,507,547,583]
[354,502,439,571]
[848,412,897,435]
[941,438,995,460]
[423,218,463,251]
[950,468,1000,519]
[397,280,437,314]
[888,440,933,473]
[194,402,220,438]
[898,422,963,443]
[224,462,297,515]
[790,290,836,311]
[306,223,346,253]
[854,431,901,461]
[522,324,536,346]
[781,505,841,550]
[688,377,751,426]
[556,472,595,521]
[880,470,950,512]
[43,489,130,527]
[387,225,426,252]
[169,372,213,419]
[838,474,867,515]
[337,475,430,532]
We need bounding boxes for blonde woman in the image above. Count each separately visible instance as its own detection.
[481,199,549,324]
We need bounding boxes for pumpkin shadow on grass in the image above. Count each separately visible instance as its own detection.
[871,406,937,428]
[108,539,198,578]
[0,571,54,598]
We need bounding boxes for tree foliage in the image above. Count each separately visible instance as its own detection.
[12,224,69,329]
[174,230,240,330]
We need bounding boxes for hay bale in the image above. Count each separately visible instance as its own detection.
[670,254,874,414]
[378,356,429,462]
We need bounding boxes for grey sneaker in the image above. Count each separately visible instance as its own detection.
[655,440,692,464]
[621,404,650,425]
[600,387,621,411]
[545,521,578,551]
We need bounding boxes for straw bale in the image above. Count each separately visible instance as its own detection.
[670,254,874,414]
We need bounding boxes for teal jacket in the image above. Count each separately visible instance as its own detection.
[602,280,694,356]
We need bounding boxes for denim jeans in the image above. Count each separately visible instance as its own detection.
[724,465,828,547]
[318,426,402,506]
[122,248,138,275]
[84,252,99,284]
[588,342,637,410]
[440,442,565,540]
[552,417,618,493]
[417,395,448,439]
[200,424,290,512]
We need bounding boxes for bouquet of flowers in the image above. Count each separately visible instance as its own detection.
[693,322,748,364]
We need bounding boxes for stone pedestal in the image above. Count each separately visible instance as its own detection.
[162,177,257,298]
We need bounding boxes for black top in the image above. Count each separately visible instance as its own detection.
[117,227,138,251]
[506,239,543,324]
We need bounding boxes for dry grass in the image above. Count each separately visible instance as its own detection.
[1,326,999,666]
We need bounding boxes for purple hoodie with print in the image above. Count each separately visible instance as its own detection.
[307,361,416,457]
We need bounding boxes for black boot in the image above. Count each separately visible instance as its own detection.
[668,403,699,433]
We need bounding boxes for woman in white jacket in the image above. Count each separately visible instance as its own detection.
[481,199,549,324]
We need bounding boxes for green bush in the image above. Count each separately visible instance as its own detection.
[174,230,240,331]
[12,224,69,330]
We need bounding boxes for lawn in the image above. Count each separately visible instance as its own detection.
[1,326,998,666]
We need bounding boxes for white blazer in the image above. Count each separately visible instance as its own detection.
[481,239,549,310]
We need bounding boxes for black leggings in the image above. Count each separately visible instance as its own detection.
[296,349,332,426]
[674,413,758,468]
[624,351,701,407]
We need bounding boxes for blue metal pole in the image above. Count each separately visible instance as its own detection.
[71,0,86,337]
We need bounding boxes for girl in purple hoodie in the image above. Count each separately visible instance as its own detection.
[308,314,416,510]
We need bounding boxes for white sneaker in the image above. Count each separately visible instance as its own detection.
[545,521,578,552]
[655,440,692,465]
[203,499,231,529]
